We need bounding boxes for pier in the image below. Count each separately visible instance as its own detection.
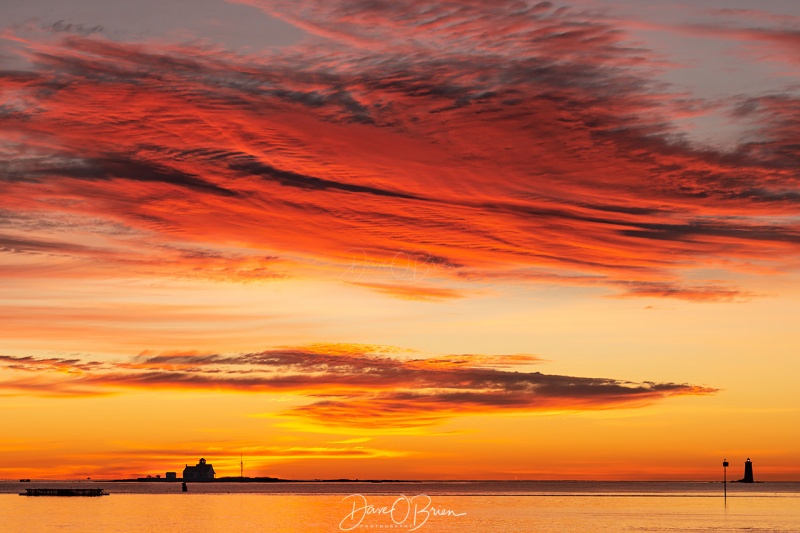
[19,488,109,497]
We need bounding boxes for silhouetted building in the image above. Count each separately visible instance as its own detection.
[165,472,177,481]
[183,458,215,481]
[741,458,754,483]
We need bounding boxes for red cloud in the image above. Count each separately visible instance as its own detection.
[0,0,799,303]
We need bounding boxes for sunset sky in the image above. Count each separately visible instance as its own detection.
[1,0,799,481]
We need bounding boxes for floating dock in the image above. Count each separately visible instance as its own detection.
[19,488,109,497]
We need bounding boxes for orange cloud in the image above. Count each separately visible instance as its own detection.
[0,444,403,480]
[0,345,716,427]
[348,281,465,301]
[1,1,799,304]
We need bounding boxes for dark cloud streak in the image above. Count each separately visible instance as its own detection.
[0,346,716,427]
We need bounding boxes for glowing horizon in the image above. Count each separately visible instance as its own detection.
[1,0,799,481]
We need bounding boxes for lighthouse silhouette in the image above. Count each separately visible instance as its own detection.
[740,458,754,483]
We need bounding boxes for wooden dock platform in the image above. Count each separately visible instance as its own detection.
[19,488,109,497]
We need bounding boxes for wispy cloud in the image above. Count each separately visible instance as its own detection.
[1,0,799,303]
[0,344,716,427]
[685,10,800,67]
[0,443,403,479]
[347,281,466,301]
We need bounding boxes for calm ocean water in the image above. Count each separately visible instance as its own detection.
[2,481,799,532]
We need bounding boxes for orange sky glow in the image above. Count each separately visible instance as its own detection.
[1,0,800,481]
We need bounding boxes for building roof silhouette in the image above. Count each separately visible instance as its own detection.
[183,458,216,481]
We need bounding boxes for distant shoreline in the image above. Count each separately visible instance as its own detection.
[106,477,419,483]
[6,478,796,483]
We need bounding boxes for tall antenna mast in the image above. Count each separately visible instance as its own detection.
[240,453,244,478]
